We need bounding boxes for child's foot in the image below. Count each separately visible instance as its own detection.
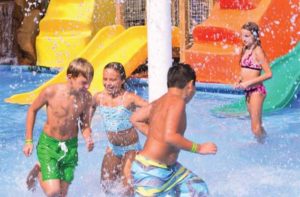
[26,163,40,191]
[255,132,267,144]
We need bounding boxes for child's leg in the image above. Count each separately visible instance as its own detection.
[26,162,64,194]
[122,150,137,196]
[172,164,209,196]
[100,148,122,192]
[248,92,266,140]
[37,155,70,196]
[175,175,209,197]
[26,163,40,191]
[38,169,70,196]
[60,181,70,197]
[38,178,61,197]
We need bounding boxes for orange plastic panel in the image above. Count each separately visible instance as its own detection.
[185,0,300,83]
[220,0,260,10]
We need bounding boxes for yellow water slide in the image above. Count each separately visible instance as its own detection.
[36,0,115,67]
[6,25,124,104]
[6,26,180,105]
[88,26,148,94]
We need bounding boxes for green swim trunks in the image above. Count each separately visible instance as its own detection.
[37,132,78,183]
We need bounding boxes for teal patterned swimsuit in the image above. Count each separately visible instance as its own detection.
[99,93,141,157]
[99,106,133,132]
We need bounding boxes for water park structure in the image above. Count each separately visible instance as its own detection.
[5,0,300,114]
[1,1,300,196]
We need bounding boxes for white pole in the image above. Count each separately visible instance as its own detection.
[147,0,172,102]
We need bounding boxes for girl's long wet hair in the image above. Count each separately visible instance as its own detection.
[104,62,126,89]
[240,22,262,62]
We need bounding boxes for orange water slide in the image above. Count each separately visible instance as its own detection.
[185,0,300,84]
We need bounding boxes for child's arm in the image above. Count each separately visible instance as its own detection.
[130,104,152,136]
[233,76,243,89]
[23,87,50,157]
[164,99,217,155]
[89,93,99,119]
[81,93,94,152]
[131,93,148,108]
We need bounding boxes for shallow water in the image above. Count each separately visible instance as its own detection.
[0,66,299,197]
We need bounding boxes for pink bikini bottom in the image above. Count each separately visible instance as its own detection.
[245,84,267,97]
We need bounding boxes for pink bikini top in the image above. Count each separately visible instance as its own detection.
[241,51,262,71]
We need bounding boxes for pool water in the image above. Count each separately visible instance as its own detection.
[0,66,300,197]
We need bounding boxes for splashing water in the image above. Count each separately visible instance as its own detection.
[1,66,300,197]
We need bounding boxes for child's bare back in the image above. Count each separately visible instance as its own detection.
[130,63,217,196]
[143,94,187,165]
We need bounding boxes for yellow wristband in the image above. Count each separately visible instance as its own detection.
[25,139,33,144]
[191,142,198,153]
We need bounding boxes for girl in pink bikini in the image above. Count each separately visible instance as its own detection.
[234,22,272,142]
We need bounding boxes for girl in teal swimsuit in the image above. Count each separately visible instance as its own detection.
[91,62,148,195]
[234,22,272,143]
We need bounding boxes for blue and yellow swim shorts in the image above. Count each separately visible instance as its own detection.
[131,154,209,197]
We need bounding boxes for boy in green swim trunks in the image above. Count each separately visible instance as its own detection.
[130,63,218,196]
[23,58,95,197]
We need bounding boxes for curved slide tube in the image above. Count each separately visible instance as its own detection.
[213,42,300,116]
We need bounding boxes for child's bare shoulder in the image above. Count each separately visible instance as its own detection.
[253,46,264,55]
[125,91,138,99]
[125,91,147,106]
[41,83,62,97]
[156,94,185,109]
[169,94,185,104]
[253,46,267,61]
[92,91,104,104]
[47,83,65,90]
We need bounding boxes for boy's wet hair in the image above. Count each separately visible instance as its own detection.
[67,58,94,80]
[167,63,196,88]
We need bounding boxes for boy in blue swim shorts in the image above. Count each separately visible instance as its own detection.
[23,58,95,196]
[130,63,218,196]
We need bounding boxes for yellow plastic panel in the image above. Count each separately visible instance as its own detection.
[6,25,180,105]
[6,25,125,104]
[36,0,116,68]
